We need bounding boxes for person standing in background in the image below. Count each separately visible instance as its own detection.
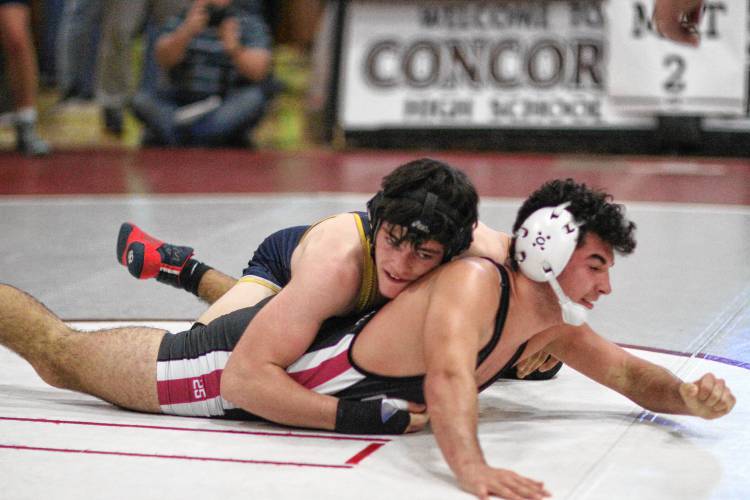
[54,0,102,104]
[0,0,50,156]
[96,0,187,135]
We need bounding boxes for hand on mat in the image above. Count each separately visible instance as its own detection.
[457,463,550,500]
[515,351,560,379]
[679,373,736,419]
[652,0,703,46]
[405,402,429,433]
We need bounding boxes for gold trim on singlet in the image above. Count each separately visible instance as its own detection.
[300,212,378,314]
[352,213,378,313]
[240,213,378,312]
[237,275,282,293]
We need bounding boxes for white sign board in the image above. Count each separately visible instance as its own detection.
[339,0,654,130]
[607,0,747,115]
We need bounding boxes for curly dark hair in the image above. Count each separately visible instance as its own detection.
[367,158,479,261]
[509,179,636,269]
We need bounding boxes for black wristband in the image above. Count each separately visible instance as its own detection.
[335,399,410,435]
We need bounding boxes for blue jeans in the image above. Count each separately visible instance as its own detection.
[131,85,268,147]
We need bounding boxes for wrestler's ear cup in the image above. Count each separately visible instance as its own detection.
[515,204,587,325]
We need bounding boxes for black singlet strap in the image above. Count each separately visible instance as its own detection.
[476,263,528,392]
[476,264,511,364]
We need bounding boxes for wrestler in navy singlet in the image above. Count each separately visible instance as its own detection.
[156,264,524,419]
[239,211,379,314]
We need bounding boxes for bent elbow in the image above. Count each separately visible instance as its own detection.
[220,358,256,406]
[219,364,241,405]
[220,357,277,414]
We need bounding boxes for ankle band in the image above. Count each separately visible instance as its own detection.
[179,260,212,296]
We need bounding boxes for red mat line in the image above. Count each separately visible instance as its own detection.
[0,444,354,469]
[0,416,390,443]
[345,442,386,465]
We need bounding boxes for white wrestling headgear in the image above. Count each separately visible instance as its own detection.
[514,202,588,326]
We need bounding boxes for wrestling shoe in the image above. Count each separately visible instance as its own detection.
[117,222,194,288]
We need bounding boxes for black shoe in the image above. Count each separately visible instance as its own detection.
[103,107,124,136]
[140,127,166,147]
[57,86,79,104]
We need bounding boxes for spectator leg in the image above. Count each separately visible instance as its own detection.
[131,90,181,146]
[189,86,268,147]
[96,0,148,133]
[55,0,102,99]
[0,3,38,110]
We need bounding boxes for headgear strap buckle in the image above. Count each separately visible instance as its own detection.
[409,192,438,235]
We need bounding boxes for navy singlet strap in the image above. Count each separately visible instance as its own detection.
[353,211,372,239]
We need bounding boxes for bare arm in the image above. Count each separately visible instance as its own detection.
[220,216,426,432]
[653,0,703,46]
[423,259,549,499]
[220,235,360,430]
[219,18,272,82]
[462,222,511,264]
[546,324,735,418]
[155,0,208,70]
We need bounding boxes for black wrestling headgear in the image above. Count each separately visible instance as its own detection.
[367,188,473,262]
[366,158,478,262]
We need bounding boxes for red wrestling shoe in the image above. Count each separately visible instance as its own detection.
[117,222,194,288]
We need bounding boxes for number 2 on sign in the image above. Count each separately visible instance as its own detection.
[663,54,686,94]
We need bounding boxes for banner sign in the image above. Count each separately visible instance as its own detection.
[339,0,658,130]
[607,0,748,115]
[339,0,659,130]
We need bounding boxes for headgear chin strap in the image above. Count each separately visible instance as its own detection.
[547,276,588,326]
[514,202,587,326]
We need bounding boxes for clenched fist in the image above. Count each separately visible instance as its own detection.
[679,373,736,419]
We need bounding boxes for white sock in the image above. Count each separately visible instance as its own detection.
[15,107,37,125]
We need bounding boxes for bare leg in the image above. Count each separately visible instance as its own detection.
[197,280,275,325]
[0,3,49,155]
[0,284,165,413]
[196,268,238,305]
[0,4,37,109]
